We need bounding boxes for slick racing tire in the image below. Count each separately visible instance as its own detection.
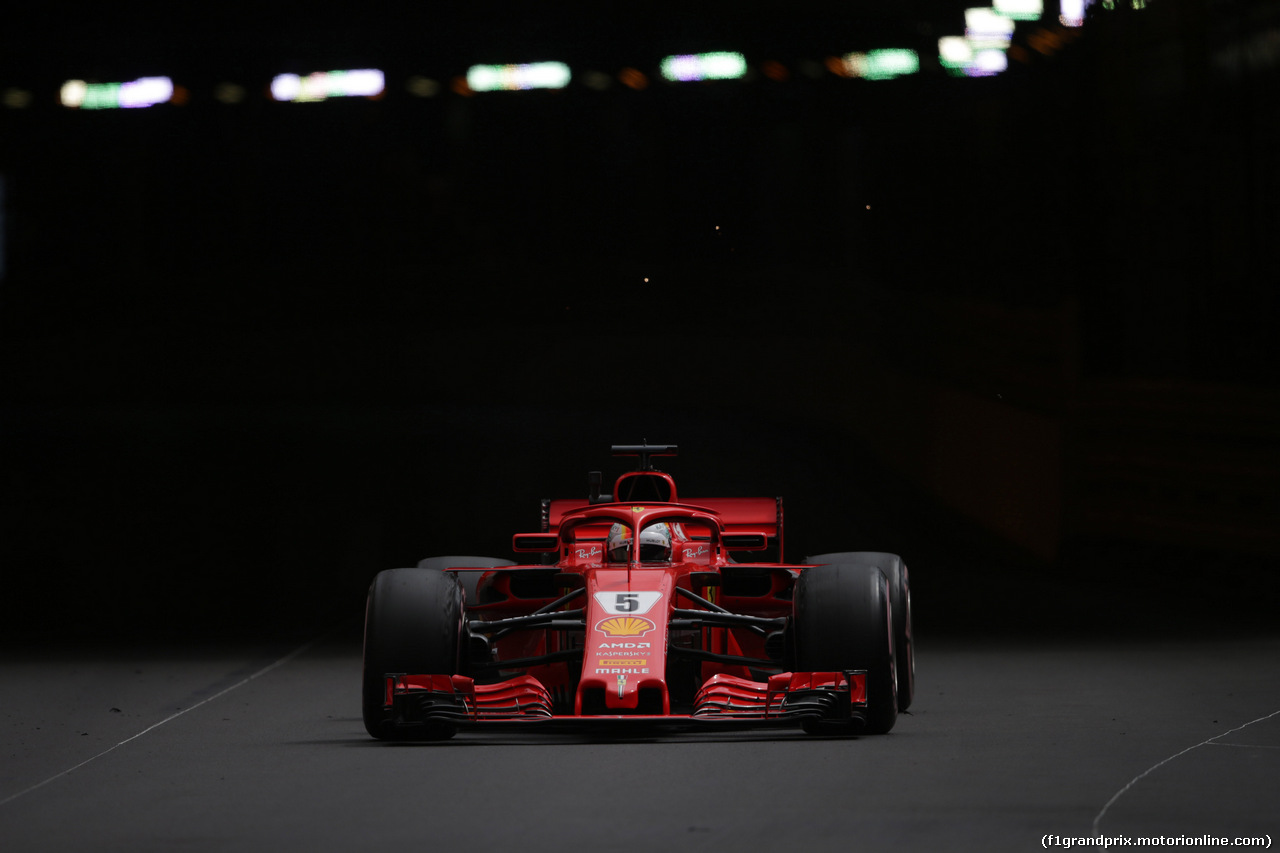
[805,551,913,712]
[362,568,465,740]
[417,555,515,601]
[793,563,897,735]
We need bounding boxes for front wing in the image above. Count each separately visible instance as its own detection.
[381,670,868,732]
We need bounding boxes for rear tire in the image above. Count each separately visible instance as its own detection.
[793,563,897,735]
[805,551,913,712]
[362,568,465,740]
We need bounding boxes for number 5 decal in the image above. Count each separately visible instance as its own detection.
[594,591,662,615]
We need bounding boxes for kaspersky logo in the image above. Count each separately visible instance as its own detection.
[595,616,656,637]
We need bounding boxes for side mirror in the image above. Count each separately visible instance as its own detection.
[513,533,560,553]
[722,533,768,551]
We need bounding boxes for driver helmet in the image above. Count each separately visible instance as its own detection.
[607,522,672,563]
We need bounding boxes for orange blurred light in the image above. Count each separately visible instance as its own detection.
[451,76,473,96]
[824,56,851,77]
[619,68,648,90]
[761,60,789,81]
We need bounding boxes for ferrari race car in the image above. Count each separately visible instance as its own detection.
[362,444,913,739]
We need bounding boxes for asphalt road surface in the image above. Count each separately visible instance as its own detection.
[3,628,1277,853]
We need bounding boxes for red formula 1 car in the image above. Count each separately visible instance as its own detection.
[362,444,913,739]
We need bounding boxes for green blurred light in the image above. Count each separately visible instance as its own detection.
[466,62,571,91]
[994,0,1044,20]
[82,83,121,110]
[846,49,921,80]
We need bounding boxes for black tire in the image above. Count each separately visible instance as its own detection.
[362,568,465,740]
[805,551,913,712]
[792,563,897,735]
[417,555,515,601]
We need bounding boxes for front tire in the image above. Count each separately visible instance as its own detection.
[362,568,465,740]
[805,551,913,712]
[793,563,897,735]
[417,555,515,601]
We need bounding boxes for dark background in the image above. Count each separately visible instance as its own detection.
[2,2,1277,648]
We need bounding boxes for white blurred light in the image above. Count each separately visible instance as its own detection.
[971,49,1011,75]
[119,77,173,108]
[271,69,385,102]
[60,80,88,108]
[1060,0,1089,25]
[342,69,385,96]
[966,8,1016,48]
[939,35,1011,76]
[466,62,571,91]
[271,75,299,101]
[939,36,975,65]
[659,52,747,81]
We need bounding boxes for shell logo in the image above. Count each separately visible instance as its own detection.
[596,616,656,637]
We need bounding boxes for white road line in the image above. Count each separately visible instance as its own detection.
[1092,708,1280,836]
[0,638,317,808]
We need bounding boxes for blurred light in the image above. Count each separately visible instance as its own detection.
[939,36,975,70]
[213,83,245,104]
[466,62,571,91]
[1027,26,1068,54]
[939,35,1012,76]
[994,0,1044,20]
[843,49,921,80]
[3,88,33,109]
[761,60,789,81]
[619,68,649,90]
[824,56,851,77]
[406,76,440,97]
[61,77,174,109]
[583,70,612,90]
[659,52,747,82]
[271,69,385,102]
[60,80,87,107]
[970,49,1010,75]
[120,77,174,108]
[1060,0,1090,25]
[966,8,1016,48]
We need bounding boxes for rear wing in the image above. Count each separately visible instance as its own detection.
[542,496,785,561]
